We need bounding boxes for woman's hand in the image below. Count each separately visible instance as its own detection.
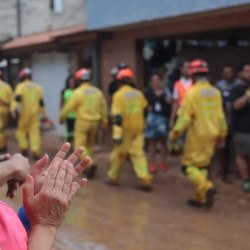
[31,143,90,195]
[23,160,87,229]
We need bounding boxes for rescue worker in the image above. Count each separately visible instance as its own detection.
[169,60,193,155]
[169,60,193,128]
[170,59,228,208]
[11,68,47,158]
[60,75,76,142]
[0,70,13,152]
[59,68,108,179]
[106,68,153,191]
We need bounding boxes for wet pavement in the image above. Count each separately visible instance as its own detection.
[0,131,250,250]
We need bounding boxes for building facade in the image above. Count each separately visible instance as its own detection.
[0,0,88,134]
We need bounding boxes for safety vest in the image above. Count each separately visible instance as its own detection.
[174,79,193,105]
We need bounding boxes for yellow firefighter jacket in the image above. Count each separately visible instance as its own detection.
[11,80,45,117]
[0,80,13,114]
[59,82,107,125]
[112,84,148,138]
[171,80,228,167]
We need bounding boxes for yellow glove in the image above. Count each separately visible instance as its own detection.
[113,125,123,145]
[169,130,181,141]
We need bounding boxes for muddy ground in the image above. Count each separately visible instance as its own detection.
[0,130,249,250]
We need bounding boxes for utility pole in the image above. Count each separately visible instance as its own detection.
[16,0,21,36]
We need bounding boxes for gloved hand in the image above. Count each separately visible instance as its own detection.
[113,138,123,146]
[112,125,123,145]
[169,130,181,141]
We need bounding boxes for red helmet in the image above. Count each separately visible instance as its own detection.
[75,68,91,81]
[116,68,134,80]
[18,68,32,78]
[189,59,209,75]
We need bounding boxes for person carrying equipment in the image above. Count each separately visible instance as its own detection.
[59,68,108,179]
[106,68,153,191]
[11,68,47,159]
[0,70,13,152]
[169,59,228,208]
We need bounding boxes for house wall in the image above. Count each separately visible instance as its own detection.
[87,0,250,29]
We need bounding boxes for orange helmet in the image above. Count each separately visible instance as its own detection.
[75,68,91,81]
[18,68,32,78]
[116,68,134,80]
[189,59,209,75]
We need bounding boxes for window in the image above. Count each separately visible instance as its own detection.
[51,0,64,13]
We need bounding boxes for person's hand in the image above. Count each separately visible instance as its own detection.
[169,130,181,142]
[6,180,21,198]
[0,153,20,199]
[113,138,123,146]
[169,119,175,130]
[9,153,30,181]
[0,153,11,162]
[23,160,87,229]
[31,143,90,195]
[5,154,30,198]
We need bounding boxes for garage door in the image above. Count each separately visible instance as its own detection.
[32,52,70,135]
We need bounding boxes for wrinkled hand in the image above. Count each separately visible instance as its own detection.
[6,154,30,198]
[0,154,11,162]
[31,143,90,195]
[9,153,30,181]
[23,160,87,229]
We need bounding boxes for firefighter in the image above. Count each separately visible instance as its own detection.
[59,68,108,179]
[106,68,153,191]
[169,59,228,208]
[0,70,13,152]
[11,68,47,158]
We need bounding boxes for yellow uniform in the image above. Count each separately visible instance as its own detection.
[108,85,152,185]
[0,80,13,150]
[171,80,228,203]
[11,80,46,156]
[59,82,107,167]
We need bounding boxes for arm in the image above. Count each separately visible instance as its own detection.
[0,154,30,187]
[169,100,179,128]
[10,84,22,118]
[28,225,57,250]
[111,94,123,144]
[169,94,193,141]
[232,92,250,110]
[169,84,179,128]
[23,144,89,250]
[216,94,228,148]
[100,93,108,128]
[59,93,79,123]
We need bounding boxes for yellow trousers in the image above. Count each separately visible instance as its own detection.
[108,133,152,184]
[0,113,8,149]
[74,120,98,167]
[185,166,214,203]
[16,114,41,156]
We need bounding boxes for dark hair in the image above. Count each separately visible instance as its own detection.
[64,75,74,89]
[61,75,75,98]
[238,62,250,72]
[151,70,162,79]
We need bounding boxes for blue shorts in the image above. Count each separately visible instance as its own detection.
[145,112,168,139]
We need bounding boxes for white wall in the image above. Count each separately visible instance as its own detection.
[32,52,71,135]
